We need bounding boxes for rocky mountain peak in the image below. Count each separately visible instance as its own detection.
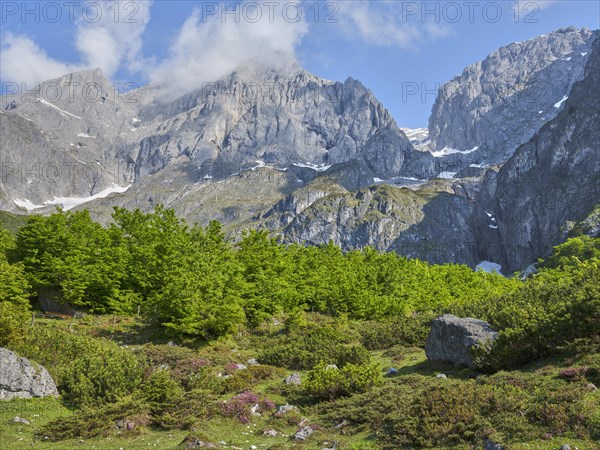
[428,27,598,164]
[226,55,304,81]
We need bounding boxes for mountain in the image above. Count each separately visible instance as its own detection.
[427,26,598,165]
[480,35,600,272]
[132,59,426,181]
[1,59,435,212]
[288,28,600,272]
[0,68,138,210]
[1,27,598,273]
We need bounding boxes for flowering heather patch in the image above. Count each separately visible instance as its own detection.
[220,391,276,423]
[558,367,588,381]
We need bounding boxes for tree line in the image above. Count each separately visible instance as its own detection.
[0,205,550,339]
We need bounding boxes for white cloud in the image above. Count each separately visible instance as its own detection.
[149,4,307,101]
[0,33,83,86]
[1,0,458,96]
[74,1,151,75]
[0,1,151,86]
[337,2,451,49]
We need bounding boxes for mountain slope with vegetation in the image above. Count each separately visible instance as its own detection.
[1,209,598,449]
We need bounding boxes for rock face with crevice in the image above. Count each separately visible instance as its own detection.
[479,34,600,273]
[0,348,59,400]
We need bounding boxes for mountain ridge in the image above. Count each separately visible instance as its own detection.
[1,26,598,273]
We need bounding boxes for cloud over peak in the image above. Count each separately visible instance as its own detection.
[149,5,307,101]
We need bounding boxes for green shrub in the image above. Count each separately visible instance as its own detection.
[157,389,219,430]
[0,301,30,347]
[187,366,223,393]
[304,362,382,400]
[246,364,287,381]
[14,326,145,407]
[530,382,599,437]
[40,396,149,441]
[542,235,600,270]
[381,381,494,447]
[319,370,600,447]
[357,313,434,350]
[258,323,370,370]
[473,258,600,371]
[137,344,198,367]
[221,364,287,394]
[61,342,145,407]
[136,344,208,388]
[0,258,31,346]
[140,368,184,410]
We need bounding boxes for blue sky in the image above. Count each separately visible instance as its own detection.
[1,1,598,127]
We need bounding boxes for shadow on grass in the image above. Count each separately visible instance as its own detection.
[95,320,174,346]
[394,358,474,378]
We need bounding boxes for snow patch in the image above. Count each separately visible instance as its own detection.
[38,98,82,120]
[292,162,332,172]
[581,52,588,56]
[373,177,384,183]
[400,127,430,146]
[553,95,568,109]
[489,224,498,229]
[249,160,266,171]
[476,261,503,275]
[436,171,457,179]
[45,185,131,211]
[14,199,45,211]
[77,133,95,138]
[430,146,479,158]
[400,127,429,140]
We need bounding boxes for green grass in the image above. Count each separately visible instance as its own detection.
[0,397,188,450]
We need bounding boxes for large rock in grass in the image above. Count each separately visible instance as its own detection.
[425,314,498,368]
[0,348,58,400]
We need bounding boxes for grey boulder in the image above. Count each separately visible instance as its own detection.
[284,372,301,385]
[484,438,505,450]
[0,348,58,400]
[275,404,298,416]
[425,314,498,368]
[295,424,317,441]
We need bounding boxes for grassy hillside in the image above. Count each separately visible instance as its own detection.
[0,313,598,449]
